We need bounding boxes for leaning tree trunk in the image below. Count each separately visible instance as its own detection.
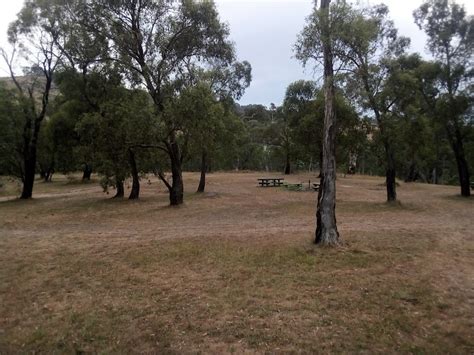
[114,178,124,199]
[128,148,140,200]
[168,133,184,205]
[197,149,207,193]
[315,0,340,246]
[18,73,52,199]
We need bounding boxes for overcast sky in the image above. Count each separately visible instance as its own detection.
[1,0,472,106]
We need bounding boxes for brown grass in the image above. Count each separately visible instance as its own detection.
[0,172,473,353]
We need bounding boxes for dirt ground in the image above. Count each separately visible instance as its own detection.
[0,172,473,353]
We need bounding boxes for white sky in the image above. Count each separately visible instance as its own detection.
[1,0,472,106]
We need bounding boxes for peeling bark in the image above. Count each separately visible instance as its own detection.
[315,0,340,246]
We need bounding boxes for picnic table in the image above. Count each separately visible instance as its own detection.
[258,177,284,187]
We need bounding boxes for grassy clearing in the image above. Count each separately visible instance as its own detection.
[0,172,473,353]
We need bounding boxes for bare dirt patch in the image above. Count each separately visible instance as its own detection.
[0,172,473,353]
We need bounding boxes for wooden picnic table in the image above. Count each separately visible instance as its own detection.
[258,177,284,187]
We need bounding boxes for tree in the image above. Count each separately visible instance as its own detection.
[280,80,318,174]
[86,0,236,205]
[414,0,473,197]
[186,61,252,191]
[296,0,340,246]
[342,6,409,202]
[74,71,157,200]
[166,84,224,193]
[1,0,67,199]
[297,1,411,203]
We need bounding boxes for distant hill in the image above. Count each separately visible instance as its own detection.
[0,75,59,102]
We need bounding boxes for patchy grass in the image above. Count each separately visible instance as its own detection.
[0,172,473,353]
[0,177,21,197]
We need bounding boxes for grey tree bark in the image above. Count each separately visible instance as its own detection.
[315,0,340,246]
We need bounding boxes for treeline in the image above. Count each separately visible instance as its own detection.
[0,0,472,203]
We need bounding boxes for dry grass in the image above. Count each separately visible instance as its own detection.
[0,172,473,353]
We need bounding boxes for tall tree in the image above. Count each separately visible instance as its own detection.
[1,0,66,199]
[414,0,473,197]
[87,0,236,205]
[317,0,340,245]
[281,80,318,174]
[188,61,252,191]
[296,0,340,246]
[166,84,224,193]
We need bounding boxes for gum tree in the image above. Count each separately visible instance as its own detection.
[297,1,411,203]
[295,0,340,246]
[1,0,67,199]
[414,0,473,197]
[88,0,236,205]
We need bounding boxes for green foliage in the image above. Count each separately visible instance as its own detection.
[76,84,157,192]
[0,83,23,179]
[413,0,472,191]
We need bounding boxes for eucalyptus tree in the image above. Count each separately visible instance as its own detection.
[185,61,252,192]
[164,84,224,193]
[296,0,340,246]
[297,1,411,203]
[86,0,236,205]
[377,54,441,184]
[76,82,157,199]
[414,0,473,197]
[0,0,69,199]
[281,80,318,174]
[341,5,410,202]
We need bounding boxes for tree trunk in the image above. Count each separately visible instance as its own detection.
[20,154,36,199]
[197,149,207,193]
[44,160,54,183]
[318,149,323,178]
[385,143,397,202]
[168,134,184,205]
[18,72,52,199]
[40,167,47,181]
[128,148,140,200]
[114,178,124,199]
[82,164,92,181]
[315,0,340,246]
[44,169,53,183]
[451,136,470,197]
[284,152,291,175]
